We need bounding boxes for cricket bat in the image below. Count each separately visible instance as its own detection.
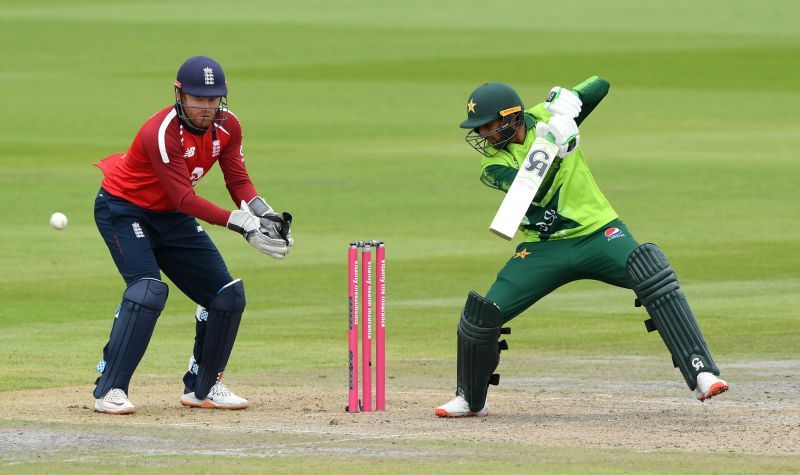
[489,137,560,240]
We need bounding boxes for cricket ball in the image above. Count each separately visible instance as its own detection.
[50,212,68,230]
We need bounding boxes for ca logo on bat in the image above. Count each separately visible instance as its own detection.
[524,150,552,177]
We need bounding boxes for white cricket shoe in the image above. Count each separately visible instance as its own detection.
[180,381,249,409]
[435,394,489,418]
[94,388,136,415]
[694,372,729,401]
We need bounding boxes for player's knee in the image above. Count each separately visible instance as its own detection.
[122,277,169,311]
[459,291,503,340]
[208,279,246,313]
[626,243,680,306]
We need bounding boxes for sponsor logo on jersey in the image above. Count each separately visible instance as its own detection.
[183,146,196,158]
[189,166,205,186]
[535,208,558,233]
[604,227,624,241]
[212,139,220,158]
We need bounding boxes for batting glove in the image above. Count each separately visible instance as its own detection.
[536,115,580,157]
[544,86,582,119]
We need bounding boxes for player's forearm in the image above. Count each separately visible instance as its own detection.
[571,76,610,126]
[481,165,518,192]
[173,191,232,226]
[225,179,258,207]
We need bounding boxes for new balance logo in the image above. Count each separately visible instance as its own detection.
[132,222,145,238]
[203,67,214,85]
[184,146,196,158]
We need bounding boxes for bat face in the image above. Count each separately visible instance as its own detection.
[489,138,560,240]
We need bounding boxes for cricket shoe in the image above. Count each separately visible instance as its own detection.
[180,382,249,409]
[694,372,729,401]
[94,388,136,415]
[435,395,489,418]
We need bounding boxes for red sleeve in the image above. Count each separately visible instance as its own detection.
[218,114,258,206]
[144,117,232,226]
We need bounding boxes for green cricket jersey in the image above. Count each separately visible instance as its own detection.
[480,96,617,242]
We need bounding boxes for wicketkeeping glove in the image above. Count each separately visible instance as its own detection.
[536,114,580,157]
[246,196,294,248]
[544,86,582,119]
[227,201,290,259]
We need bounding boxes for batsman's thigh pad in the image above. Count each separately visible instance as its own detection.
[457,291,507,412]
[627,244,719,389]
[195,279,246,399]
[94,278,169,398]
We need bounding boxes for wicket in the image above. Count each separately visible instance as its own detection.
[347,240,386,412]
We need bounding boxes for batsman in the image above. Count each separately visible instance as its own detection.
[435,77,729,417]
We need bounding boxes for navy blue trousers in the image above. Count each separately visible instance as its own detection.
[94,188,233,306]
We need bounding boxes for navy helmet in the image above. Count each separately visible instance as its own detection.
[174,56,228,131]
[174,56,227,97]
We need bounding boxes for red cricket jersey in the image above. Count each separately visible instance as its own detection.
[95,106,258,226]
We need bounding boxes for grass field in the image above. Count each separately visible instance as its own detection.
[1,0,799,473]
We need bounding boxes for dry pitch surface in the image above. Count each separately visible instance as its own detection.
[2,356,798,471]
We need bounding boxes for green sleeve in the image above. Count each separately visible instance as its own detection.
[481,158,562,203]
[571,76,610,126]
[480,164,517,192]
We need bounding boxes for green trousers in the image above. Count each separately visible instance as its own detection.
[486,219,639,323]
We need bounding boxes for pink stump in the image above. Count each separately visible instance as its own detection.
[375,242,386,411]
[347,244,359,413]
[360,243,373,412]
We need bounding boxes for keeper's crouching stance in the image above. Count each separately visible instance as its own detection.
[435,78,727,418]
[92,56,293,414]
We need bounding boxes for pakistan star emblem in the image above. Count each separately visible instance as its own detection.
[467,99,476,113]
[513,248,531,259]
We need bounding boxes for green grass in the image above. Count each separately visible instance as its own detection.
[1,0,799,471]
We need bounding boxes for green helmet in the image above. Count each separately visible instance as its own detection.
[461,83,525,156]
[460,82,524,129]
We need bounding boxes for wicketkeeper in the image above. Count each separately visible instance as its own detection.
[436,77,728,417]
[92,56,293,414]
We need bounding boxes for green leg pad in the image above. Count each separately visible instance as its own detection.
[627,243,719,390]
[457,291,505,412]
